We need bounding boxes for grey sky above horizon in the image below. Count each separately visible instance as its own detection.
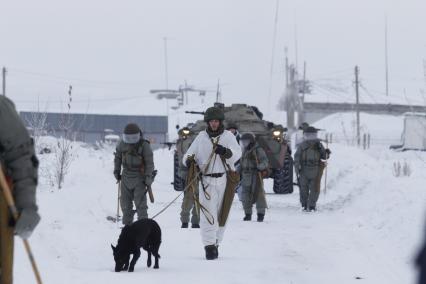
[1,0,425,114]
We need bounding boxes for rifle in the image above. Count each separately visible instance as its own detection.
[185,111,205,115]
[324,140,329,195]
[161,142,176,150]
[147,185,154,203]
[146,170,157,203]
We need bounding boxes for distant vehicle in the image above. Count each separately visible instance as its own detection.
[391,112,426,151]
[172,103,293,194]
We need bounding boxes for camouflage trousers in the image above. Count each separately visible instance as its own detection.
[180,190,199,225]
[120,177,148,225]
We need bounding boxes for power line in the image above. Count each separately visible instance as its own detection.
[8,68,147,87]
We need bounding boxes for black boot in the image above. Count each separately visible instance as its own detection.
[181,222,188,228]
[191,223,200,228]
[257,213,264,222]
[309,206,316,212]
[243,214,251,221]
[205,245,218,260]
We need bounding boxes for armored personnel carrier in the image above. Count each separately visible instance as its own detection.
[172,103,293,194]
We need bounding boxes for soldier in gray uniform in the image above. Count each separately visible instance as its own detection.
[114,123,154,225]
[226,122,240,144]
[1,96,40,283]
[294,126,330,211]
[239,133,269,222]
[177,128,200,228]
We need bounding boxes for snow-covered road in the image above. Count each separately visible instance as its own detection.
[13,137,426,284]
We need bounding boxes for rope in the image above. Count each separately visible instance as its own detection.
[151,145,218,224]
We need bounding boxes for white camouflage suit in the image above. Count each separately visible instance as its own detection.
[183,130,241,246]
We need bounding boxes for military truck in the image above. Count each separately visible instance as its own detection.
[172,103,293,194]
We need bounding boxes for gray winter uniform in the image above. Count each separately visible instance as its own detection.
[114,139,154,225]
[293,139,327,209]
[180,185,199,225]
[177,135,200,226]
[240,143,269,215]
[1,96,40,283]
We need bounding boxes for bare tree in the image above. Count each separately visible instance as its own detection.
[53,86,76,189]
[24,97,48,153]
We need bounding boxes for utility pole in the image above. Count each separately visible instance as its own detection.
[2,67,6,96]
[216,79,221,102]
[285,47,289,88]
[355,66,360,147]
[294,24,299,72]
[163,37,169,89]
[385,15,389,96]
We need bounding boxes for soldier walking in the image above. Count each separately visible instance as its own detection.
[239,133,269,222]
[114,123,154,225]
[294,126,330,211]
[1,96,40,284]
[175,127,200,228]
[183,106,241,260]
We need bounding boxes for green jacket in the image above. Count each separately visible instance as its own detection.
[114,139,154,185]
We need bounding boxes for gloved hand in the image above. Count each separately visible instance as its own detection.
[145,175,153,186]
[215,144,227,155]
[185,155,195,168]
[114,170,121,181]
[15,208,41,239]
[215,144,232,158]
[325,148,331,158]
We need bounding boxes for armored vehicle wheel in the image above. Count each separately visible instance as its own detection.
[272,154,293,194]
[173,151,186,191]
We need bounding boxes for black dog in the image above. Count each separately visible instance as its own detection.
[111,219,161,272]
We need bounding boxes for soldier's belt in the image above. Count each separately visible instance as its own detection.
[203,173,225,178]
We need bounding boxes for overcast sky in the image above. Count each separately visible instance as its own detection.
[1,0,425,114]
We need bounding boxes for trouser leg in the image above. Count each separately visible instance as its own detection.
[199,176,226,246]
[307,178,320,208]
[134,182,148,220]
[180,191,192,224]
[299,175,309,208]
[120,181,135,225]
[241,186,253,215]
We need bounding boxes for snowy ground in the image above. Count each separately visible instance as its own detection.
[13,116,426,284]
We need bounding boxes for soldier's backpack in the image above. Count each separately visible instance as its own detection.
[302,143,321,168]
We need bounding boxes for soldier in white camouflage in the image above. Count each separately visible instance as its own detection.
[114,123,154,225]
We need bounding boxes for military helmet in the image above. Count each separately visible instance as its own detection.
[226,122,238,130]
[304,126,318,134]
[299,122,309,131]
[124,123,140,134]
[240,132,255,143]
[204,106,225,122]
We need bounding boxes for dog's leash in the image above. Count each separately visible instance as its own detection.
[151,150,216,224]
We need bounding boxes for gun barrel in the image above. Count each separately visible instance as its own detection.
[185,111,205,115]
